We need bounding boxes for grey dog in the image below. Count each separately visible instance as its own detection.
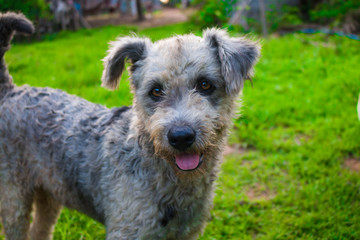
[0,12,260,240]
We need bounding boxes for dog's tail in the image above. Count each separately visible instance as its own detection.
[0,12,34,85]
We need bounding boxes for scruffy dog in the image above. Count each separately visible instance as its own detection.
[0,12,260,240]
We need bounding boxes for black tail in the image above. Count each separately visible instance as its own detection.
[0,12,34,85]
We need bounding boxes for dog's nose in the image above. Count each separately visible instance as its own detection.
[167,126,196,150]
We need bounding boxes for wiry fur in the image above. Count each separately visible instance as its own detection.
[0,12,260,240]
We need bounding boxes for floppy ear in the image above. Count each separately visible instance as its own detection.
[101,37,152,90]
[203,28,260,95]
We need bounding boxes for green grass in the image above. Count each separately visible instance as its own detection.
[1,23,360,239]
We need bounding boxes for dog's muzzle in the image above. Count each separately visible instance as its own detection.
[167,126,202,171]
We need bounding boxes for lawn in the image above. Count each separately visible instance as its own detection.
[1,22,360,239]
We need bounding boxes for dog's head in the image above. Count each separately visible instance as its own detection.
[102,29,260,176]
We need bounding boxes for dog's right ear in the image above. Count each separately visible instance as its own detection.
[203,28,260,95]
[102,37,152,90]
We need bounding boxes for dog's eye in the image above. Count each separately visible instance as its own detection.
[201,81,211,90]
[150,87,164,100]
[197,79,215,95]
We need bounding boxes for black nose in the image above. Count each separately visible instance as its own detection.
[167,126,196,150]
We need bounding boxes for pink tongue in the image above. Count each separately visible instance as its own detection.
[175,154,200,171]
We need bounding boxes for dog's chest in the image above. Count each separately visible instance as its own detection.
[149,178,212,239]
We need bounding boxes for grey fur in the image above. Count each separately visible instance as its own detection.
[0,12,260,240]
[203,28,260,95]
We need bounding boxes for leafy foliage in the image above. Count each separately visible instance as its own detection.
[190,0,237,29]
[0,0,50,21]
[310,0,360,24]
[190,0,360,33]
[267,5,303,31]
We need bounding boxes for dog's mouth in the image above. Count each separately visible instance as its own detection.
[175,153,203,171]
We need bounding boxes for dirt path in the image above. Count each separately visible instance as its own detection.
[85,8,190,29]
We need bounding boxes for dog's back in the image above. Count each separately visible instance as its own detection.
[0,12,133,238]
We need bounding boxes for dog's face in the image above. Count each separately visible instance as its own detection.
[102,29,260,176]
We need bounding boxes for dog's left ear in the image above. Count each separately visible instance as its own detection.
[203,28,260,95]
[102,37,152,90]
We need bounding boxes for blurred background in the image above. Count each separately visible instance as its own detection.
[0,1,360,239]
[0,0,359,38]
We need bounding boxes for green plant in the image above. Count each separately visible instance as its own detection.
[0,0,50,21]
[267,4,303,31]
[190,0,237,29]
[310,0,360,25]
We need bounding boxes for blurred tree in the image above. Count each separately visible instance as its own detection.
[229,0,251,30]
[50,0,90,30]
[136,0,144,21]
[259,0,267,37]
